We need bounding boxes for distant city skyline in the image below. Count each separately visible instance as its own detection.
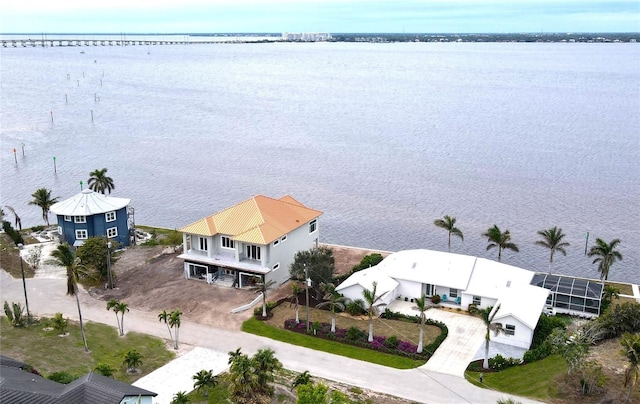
[1,0,638,34]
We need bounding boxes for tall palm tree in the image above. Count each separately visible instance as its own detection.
[107,299,122,335]
[49,243,88,352]
[88,168,115,194]
[4,205,22,230]
[535,226,570,274]
[588,238,623,281]
[316,283,349,333]
[158,309,174,346]
[116,301,129,336]
[250,278,276,318]
[415,294,432,354]
[434,215,464,252]
[192,369,218,398]
[479,305,505,369]
[29,188,59,226]
[168,309,182,350]
[620,332,640,402]
[482,225,519,262]
[362,281,386,343]
[287,283,303,324]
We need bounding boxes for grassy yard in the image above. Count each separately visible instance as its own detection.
[243,304,443,369]
[0,316,174,384]
[605,281,633,296]
[465,355,567,402]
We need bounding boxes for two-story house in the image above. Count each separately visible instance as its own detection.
[50,189,131,247]
[177,195,322,288]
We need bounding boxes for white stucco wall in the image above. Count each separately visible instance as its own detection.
[491,316,533,350]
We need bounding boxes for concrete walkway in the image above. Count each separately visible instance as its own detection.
[0,271,541,404]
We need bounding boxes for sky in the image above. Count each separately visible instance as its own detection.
[1,0,638,34]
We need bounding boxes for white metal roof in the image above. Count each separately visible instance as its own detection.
[376,249,476,291]
[335,266,399,298]
[493,284,551,329]
[464,258,536,300]
[50,189,130,216]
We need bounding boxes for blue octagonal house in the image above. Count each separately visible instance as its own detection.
[50,189,132,247]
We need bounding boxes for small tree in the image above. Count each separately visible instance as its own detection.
[26,245,43,270]
[478,305,506,369]
[621,332,640,402]
[434,215,464,252]
[3,301,26,327]
[535,226,570,274]
[588,238,623,281]
[158,309,174,347]
[76,236,119,284]
[482,225,519,262]
[29,188,59,226]
[316,282,349,333]
[290,247,335,299]
[170,391,191,404]
[122,349,143,373]
[192,369,218,398]
[94,363,115,377]
[249,278,276,318]
[107,299,129,336]
[362,281,386,342]
[291,370,312,390]
[415,294,432,353]
[51,312,68,335]
[287,283,303,324]
[168,309,182,350]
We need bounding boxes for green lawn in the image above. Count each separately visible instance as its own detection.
[465,355,567,402]
[605,281,633,296]
[242,318,426,369]
[0,316,174,384]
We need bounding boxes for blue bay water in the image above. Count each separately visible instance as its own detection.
[1,41,639,283]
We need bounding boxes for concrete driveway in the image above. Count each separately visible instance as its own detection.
[386,301,486,377]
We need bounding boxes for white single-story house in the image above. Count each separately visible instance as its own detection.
[336,249,551,349]
[178,195,322,288]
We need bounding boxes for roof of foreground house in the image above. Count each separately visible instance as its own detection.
[492,284,551,329]
[0,356,156,404]
[50,189,130,216]
[178,195,323,244]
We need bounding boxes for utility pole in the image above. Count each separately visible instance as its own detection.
[17,244,31,322]
[107,240,113,289]
[305,264,310,332]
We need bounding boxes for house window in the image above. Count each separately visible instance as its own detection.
[107,227,118,238]
[273,239,279,247]
[105,211,116,222]
[449,288,458,298]
[505,324,516,336]
[64,215,71,222]
[309,219,317,233]
[221,236,235,249]
[273,263,280,271]
[281,235,287,242]
[247,245,261,260]
[199,237,208,251]
[473,296,481,306]
[74,216,86,223]
[75,229,88,239]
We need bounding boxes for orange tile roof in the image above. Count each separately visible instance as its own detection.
[178,195,322,244]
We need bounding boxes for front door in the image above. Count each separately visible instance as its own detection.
[422,283,434,297]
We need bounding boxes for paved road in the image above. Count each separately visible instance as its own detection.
[0,271,541,404]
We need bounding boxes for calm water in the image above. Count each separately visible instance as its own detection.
[1,41,639,283]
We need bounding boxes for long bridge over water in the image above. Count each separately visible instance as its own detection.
[1,38,271,47]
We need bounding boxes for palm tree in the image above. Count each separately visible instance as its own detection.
[29,188,59,226]
[287,283,303,324]
[483,225,519,262]
[250,278,276,318]
[315,283,349,333]
[415,294,432,354]
[253,348,282,393]
[122,349,143,373]
[479,305,505,369]
[88,168,115,194]
[158,309,174,347]
[588,238,623,281]
[168,309,182,350]
[228,350,258,401]
[107,299,122,335]
[620,332,640,402]
[362,281,386,343]
[49,243,88,351]
[116,301,129,336]
[4,205,22,230]
[434,215,464,252]
[170,391,191,404]
[192,369,218,398]
[535,226,570,274]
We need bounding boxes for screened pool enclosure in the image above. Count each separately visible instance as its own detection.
[531,273,604,317]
